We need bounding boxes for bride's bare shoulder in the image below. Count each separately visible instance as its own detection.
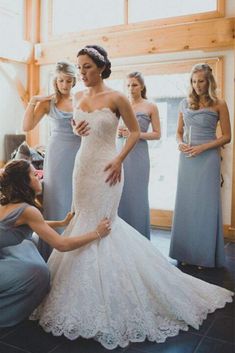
[108,89,127,101]
[74,90,88,100]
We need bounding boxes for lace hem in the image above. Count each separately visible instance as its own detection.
[30,295,232,350]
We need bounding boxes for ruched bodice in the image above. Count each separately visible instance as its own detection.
[181,99,218,145]
[136,112,151,133]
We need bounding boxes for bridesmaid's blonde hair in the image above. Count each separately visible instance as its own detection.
[188,63,218,110]
[53,61,76,102]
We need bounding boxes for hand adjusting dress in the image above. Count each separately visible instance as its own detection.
[31,108,233,350]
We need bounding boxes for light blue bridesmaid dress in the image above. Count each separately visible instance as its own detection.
[38,98,81,260]
[118,112,151,239]
[169,98,225,268]
[0,204,50,327]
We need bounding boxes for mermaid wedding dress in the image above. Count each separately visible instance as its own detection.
[31,108,233,350]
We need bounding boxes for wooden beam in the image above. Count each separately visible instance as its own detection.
[36,17,235,65]
[110,57,222,80]
[231,52,235,231]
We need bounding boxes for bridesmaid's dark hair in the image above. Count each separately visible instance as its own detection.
[0,159,39,207]
[77,45,111,79]
[127,71,147,99]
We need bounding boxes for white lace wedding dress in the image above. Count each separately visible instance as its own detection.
[31,108,233,350]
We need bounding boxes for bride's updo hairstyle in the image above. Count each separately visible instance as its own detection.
[0,159,38,207]
[77,45,111,79]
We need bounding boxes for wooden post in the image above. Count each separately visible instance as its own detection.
[230,50,235,237]
[25,0,41,147]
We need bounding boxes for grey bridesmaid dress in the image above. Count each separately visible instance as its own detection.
[169,98,225,268]
[38,98,81,260]
[0,204,50,327]
[118,112,151,239]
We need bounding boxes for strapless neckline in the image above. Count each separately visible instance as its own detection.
[76,107,117,117]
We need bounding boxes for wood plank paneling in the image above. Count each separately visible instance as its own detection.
[36,17,235,65]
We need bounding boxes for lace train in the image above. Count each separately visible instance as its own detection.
[31,219,233,350]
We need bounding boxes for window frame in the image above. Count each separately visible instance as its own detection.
[47,0,225,40]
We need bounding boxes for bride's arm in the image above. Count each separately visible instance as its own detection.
[116,93,140,161]
[104,93,140,186]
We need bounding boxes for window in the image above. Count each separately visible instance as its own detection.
[128,0,218,23]
[48,0,224,38]
[51,0,123,35]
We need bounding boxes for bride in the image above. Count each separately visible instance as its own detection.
[31,45,233,350]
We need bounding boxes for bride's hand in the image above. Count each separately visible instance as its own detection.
[95,218,111,238]
[104,158,122,186]
[72,119,90,136]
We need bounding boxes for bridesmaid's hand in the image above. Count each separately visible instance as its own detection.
[185,145,206,157]
[95,218,111,238]
[104,158,122,186]
[121,127,130,138]
[30,94,54,104]
[178,142,190,153]
[72,120,90,136]
[117,127,124,138]
[62,212,75,226]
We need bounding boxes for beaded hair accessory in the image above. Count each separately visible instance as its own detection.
[83,47,105,63]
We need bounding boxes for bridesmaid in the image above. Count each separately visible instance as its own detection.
[23,61,81,260]
[117,72,161,239]
[0,159,111,327]
[169,63,231,268]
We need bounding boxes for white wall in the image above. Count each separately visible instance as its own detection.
[0,62,27,162]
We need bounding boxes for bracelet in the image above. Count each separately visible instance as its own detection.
[95,230,102,240]
[28,102,36,106]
